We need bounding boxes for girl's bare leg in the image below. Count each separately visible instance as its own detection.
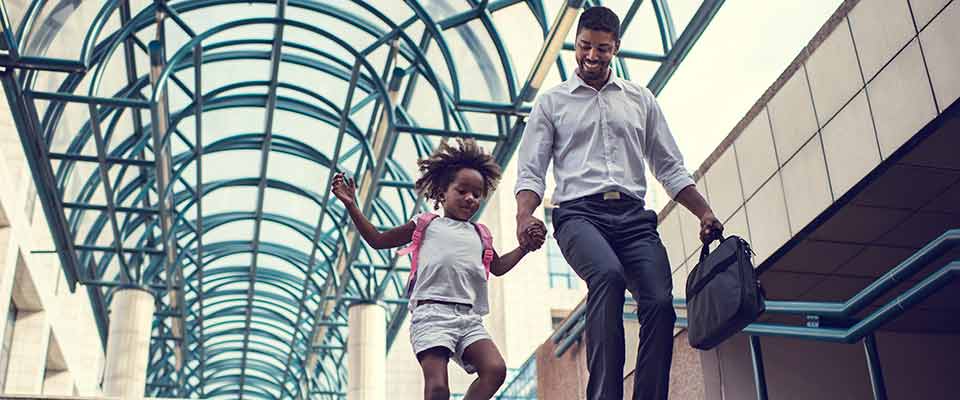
[461,339,507,400]
[417,347,452,400]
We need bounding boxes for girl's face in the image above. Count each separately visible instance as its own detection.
[442,168,484,221]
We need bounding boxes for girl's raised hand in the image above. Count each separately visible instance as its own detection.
[331,172,357,208]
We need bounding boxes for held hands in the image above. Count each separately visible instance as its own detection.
[331,172,357,208]
[517,215,547,252]
[699,211,724,243]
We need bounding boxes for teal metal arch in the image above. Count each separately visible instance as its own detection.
[0,0,722,398]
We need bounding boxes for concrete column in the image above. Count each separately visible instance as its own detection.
[42,370,74,395]
[102,288,154,398]
[0,228,18,343]
[4,310,49,394]
[347,302,386,400]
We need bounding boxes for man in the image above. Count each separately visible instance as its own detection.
[514,6,723,400]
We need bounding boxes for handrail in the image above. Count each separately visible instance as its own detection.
[553,228,960,357]
[676,229,960,318]
[497,352,539,400]
[676,262,959,343]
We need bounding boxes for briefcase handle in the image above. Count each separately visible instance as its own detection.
[699,233,726,262]
[689,234,735,298]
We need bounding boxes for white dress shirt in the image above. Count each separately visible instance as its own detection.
[514,70,695,205]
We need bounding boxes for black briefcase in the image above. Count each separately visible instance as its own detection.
[685,235,765,350]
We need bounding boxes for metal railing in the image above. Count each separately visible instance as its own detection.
[495,353,538,400]
[548,229,960,400]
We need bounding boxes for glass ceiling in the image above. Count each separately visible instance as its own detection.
[0,0,722,398]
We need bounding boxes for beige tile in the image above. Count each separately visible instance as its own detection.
[919,0,960,112]
[723,207,751,246]
[850,0,918,81]
[806,18,865,126]
[703,148,744,222]
[768,67,819,164]
[745,173,791,264]
[781,135,833,234]
[867,39,938,158]
[734,109,778,200]
[910,0,953,29]
[677,205,702,260]
[659,212,687,272]
[821,91,882,199]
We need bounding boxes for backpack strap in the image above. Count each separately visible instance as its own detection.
[396,213,439,297]
[472,222,495,279]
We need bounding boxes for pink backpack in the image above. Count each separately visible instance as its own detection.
[396,213,495,298]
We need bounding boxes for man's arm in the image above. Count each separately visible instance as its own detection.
[639,89,722,243]
[516,190,545,250]
[516,190,542,218]
[675,185,722,243]
[514,97,554,249]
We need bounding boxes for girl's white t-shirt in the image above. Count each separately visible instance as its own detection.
[408,214,490,315]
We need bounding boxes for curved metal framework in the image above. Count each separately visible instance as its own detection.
[0,0,722,398]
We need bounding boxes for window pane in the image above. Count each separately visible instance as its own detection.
[550,275,566,289]
[545,207,579,289]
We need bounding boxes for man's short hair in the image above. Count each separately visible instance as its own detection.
[577,6,621,41]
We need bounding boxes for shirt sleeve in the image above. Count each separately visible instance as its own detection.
[514,96,555,202]
[643,91,695,199]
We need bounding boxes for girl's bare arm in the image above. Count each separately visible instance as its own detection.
[490,247,530,276]
[332,172,415,249]
[346,206,416,249]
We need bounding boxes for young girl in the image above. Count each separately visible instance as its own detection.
[331,138,544,400]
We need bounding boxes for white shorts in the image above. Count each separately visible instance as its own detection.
[409,302,491,374]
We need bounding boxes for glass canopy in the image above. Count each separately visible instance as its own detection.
[0,0,722,398]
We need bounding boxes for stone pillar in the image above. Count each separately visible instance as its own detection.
[4,310,49,394]
[102,288,154,398]
[347,302,386,400]
[0,227,18,350]
[42,370,74,395]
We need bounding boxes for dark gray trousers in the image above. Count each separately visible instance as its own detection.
[552,196,676,400]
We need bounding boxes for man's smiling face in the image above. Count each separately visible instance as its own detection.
[575,28,619,83]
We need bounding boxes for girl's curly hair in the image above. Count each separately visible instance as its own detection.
[414,138,502,210]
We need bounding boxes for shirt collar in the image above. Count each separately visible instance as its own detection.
[568,68,623,93]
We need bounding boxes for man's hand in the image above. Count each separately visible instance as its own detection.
[700,211,723,243]
[674,185,724,243]
[517,214,546,251]
[524,223,546,251]
[331,172,357,208]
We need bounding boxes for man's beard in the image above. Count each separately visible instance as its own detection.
[578,58,609,82]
